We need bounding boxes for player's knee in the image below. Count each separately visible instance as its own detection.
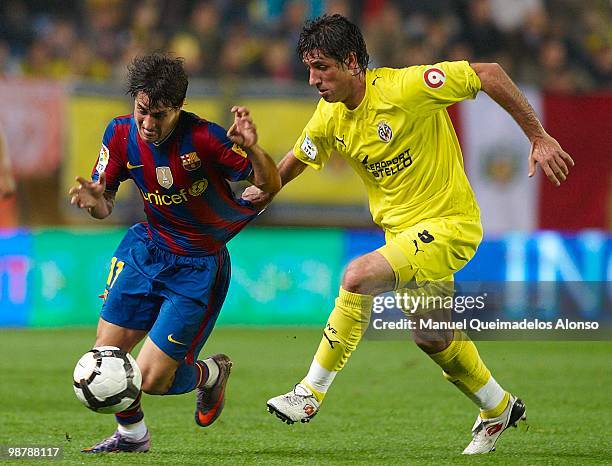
[412,329,453,354]
[343,257,386,295]
[342,254,395,296]
[414,338,447,354]
[342,261,371,294]
[140,369,173,395]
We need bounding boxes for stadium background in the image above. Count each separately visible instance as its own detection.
[0,1,610,464]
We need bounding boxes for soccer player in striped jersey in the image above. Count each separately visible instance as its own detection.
[69,53,280,453]
[244,15,573,454]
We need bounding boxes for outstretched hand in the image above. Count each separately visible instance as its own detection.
[69,172,106,209]
[242,185,275,210]
[227,106,257,148]
[528,134,574,186]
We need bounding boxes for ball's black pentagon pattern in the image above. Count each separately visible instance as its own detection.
[73,347,141,414]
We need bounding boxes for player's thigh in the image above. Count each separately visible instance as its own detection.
[145,245,232,366]
[148,251,232,365]
[135,289,227,394]
[377,217,482,288]
[131,261,230,394]
[97,254,161,351]
[148,287,228,366]
[137,295,207,395]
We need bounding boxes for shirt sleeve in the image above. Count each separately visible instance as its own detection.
[399,61,482,115]
[91,120,129,192]
[292,100,334,170]
[203,122,253,181]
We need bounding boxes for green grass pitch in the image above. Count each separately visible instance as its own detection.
[0,327,610,465]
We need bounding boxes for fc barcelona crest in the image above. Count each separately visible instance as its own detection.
[180,152,201,171]
[377,121,393,143]
[156,166,173,189]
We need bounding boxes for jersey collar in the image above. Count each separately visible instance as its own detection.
[342,69,371,116]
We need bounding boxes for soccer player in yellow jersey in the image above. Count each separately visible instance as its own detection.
[243,14,574,454]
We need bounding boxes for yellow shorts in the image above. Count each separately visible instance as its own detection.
[377,216,483,288]
[377,217,482,316]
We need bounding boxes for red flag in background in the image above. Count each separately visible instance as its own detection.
[539,93,611,231]
[455,91,610,233]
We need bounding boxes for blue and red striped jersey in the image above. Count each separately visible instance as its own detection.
[92,111,257,256]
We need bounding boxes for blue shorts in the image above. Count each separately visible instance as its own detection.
[101,223,231,363]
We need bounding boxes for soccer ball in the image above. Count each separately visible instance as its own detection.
[73,346,142,414]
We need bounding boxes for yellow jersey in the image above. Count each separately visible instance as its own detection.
[293,60,482,234]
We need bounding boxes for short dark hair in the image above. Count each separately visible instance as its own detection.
[297,14,369,74]
[127,54,188,109]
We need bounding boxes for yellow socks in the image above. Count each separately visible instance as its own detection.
[429,331,508,418]
[302,287,373,402]
[300,293,510,418]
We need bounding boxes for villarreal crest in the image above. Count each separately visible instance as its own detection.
[180,152,201,171]
[377,121,392,143]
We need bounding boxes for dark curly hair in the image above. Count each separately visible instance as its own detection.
[297,14,369,74]
[127,54,188,109]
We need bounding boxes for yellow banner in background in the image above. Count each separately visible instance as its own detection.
[64,96,129,199]
[180,99,223,126]
[64,96,366,208]
[239,98,366,205]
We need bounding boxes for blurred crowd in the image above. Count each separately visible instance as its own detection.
[0,0,610,91]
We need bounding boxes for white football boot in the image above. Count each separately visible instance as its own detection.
[266,383,321,424]
[463,395,527,454]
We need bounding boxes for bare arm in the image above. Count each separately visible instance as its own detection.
[277,150,308,186]
[68,172,115,219]
[0,125,16,198]
[471,62,574,186]
[242,150,308,209]
[244,144,281,193]
[227,106,281,194]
